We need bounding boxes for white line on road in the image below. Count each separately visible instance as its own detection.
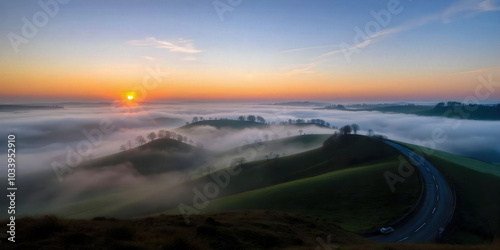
[415,223,426,232]
[397,236,409,242]
[432,207,436,214]
[436,185,439,190]
[437,195,440,201]
[432,175,436,181]
[426,167,430,171]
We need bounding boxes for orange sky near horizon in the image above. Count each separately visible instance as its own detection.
[2,62,497,102]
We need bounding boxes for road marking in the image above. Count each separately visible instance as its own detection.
[432,176,436,181]
[437,195,440,201]
[415,223,426,232]
[397,236,409,242]
[426,167,430,172]
[436,185,439,190]
[432,207,436,214]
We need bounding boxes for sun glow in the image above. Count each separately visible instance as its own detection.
[127,95,134,100]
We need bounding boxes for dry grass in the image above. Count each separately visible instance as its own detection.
[1,211,498,249]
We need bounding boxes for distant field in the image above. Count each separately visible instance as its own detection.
[324,104,500,120]
[395,141,500,244]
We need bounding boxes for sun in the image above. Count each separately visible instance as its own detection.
[127,95,134,100]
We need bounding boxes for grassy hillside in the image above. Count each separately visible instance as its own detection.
[184,161,419,233]
[81,138,210,175]
[158,135,421,234]
[208,134,332,168]
[395,141,500,244]
[193,135,403,198]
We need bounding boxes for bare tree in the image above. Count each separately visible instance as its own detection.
[351,123,360,134]
[367,129,374,136]
[136,135,146,145]
[120,145,127,151]
[147,132,157,141]
[158,130,165,138]
[298,129,303,135]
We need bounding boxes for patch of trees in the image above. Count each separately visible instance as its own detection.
[324,104,346,110]
[119,129,204,152]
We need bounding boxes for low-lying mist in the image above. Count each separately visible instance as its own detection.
[1,101,499,219]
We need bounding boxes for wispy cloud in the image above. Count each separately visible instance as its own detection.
[280,45,336,53]
[282,63,318,76]
[128,37,202,54]
[442,0,500,23]
[289,0,500,62]
[142,56,156,60]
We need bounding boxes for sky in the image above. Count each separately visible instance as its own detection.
[1,0,500,102]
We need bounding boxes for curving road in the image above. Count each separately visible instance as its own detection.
[370,141,455,243]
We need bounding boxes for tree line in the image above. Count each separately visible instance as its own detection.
[119,130,204,152]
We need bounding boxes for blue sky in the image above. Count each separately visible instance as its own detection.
[1,0,500,101]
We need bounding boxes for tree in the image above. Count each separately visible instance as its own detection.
[263,133,269,141]
[177,134,183,141]
[147,132,157,141]
[158,130,165,138]
[298,129,303,135]
[136,135,146,145]
[196,142,204,148]
[339,125,352,135]
[247,115,256,122]
[120,145,127,151]
[351,123,360,134]
[165,131,171,139]
[183,136,188,142]
[367,129,374,136]
[256,116,266,123]
[192,116,199,123]
[238,115,245,121]
[127,140,132,149]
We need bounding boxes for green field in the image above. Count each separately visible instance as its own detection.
[187,161,419,233]
[160,135,421,233]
